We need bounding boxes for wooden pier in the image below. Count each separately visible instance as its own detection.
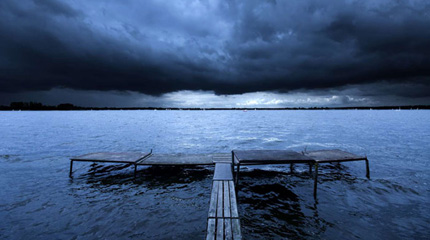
[69,149,369,240]
[207,166,241,239]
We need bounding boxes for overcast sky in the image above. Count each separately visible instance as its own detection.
[1,0,429,107]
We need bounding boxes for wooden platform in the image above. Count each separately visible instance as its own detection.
[232,149,369,199]
[213,163,234,180]
[304,149,367,163]
[69,149,370,239]
[69,151,152,177]
[304,149,370,196]
[212,154,234,163]
[233,150,314,165]
[71,152,151,163]
[138,153,225,165]
[69,152,228,177]
[207,164,241,240]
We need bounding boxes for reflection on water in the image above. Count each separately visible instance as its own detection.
[0,110,429,239]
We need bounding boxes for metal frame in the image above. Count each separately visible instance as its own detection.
[69,150,153,178]
[232,150,315,185]
[312,157,369,198]
[232,151,370,199]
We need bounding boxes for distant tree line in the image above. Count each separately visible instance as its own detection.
[0,102,81,110]
[0,102,429,111]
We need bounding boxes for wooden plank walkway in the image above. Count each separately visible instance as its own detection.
[69,151,152,177]
[213,163,233,180]
[206,163,241,240]
[69,152,227,177]
[138,153,227,165]
[232,149,369,198]
[69,150,369,239]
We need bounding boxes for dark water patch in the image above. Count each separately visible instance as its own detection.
[0,154,24,163]
[238,171,332,239]
[374,179,421,195]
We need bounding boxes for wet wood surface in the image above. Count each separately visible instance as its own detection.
[213,163,233,180]
[304,149,366,163]
[212,154,232,163]
[206,218,216,240]
[71,152,150,163]
[138,153,231,165]
[207,179,241,239]
[233,150,315,164]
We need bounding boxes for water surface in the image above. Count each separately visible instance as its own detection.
[0,110,429,239]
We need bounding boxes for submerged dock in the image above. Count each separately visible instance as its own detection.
[69,149,369,239]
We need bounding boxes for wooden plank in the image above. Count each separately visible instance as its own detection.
[213,159,232,163]
[216,218,224,240]
[232,219,242,240]
[138,153,215,165]
[223,181,231,218]
[206,218,216,240]
[213,163,233,180]
[208,181,219,218]
[228,181,239,218]
[304,149,366,163]
[233,150,315,165]
[71,152,149,163]
[217,181,224,218]
[224,219,233,240]
[212,153,231,163]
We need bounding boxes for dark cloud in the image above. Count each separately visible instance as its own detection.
[33,0,81,17]
[0,0,429,102]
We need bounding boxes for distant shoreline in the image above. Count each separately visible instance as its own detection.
[1,102,429,111]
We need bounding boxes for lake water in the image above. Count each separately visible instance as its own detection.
[0,110,429,239]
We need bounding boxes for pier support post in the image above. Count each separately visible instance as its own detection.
[231,151,235,178]
[313,163,319,199]
[290,164,294,173]
[69,160,73,177]
[365,158,370,179]
[235,163,241,186]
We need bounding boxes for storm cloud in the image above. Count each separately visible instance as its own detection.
[1,0,430,104]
